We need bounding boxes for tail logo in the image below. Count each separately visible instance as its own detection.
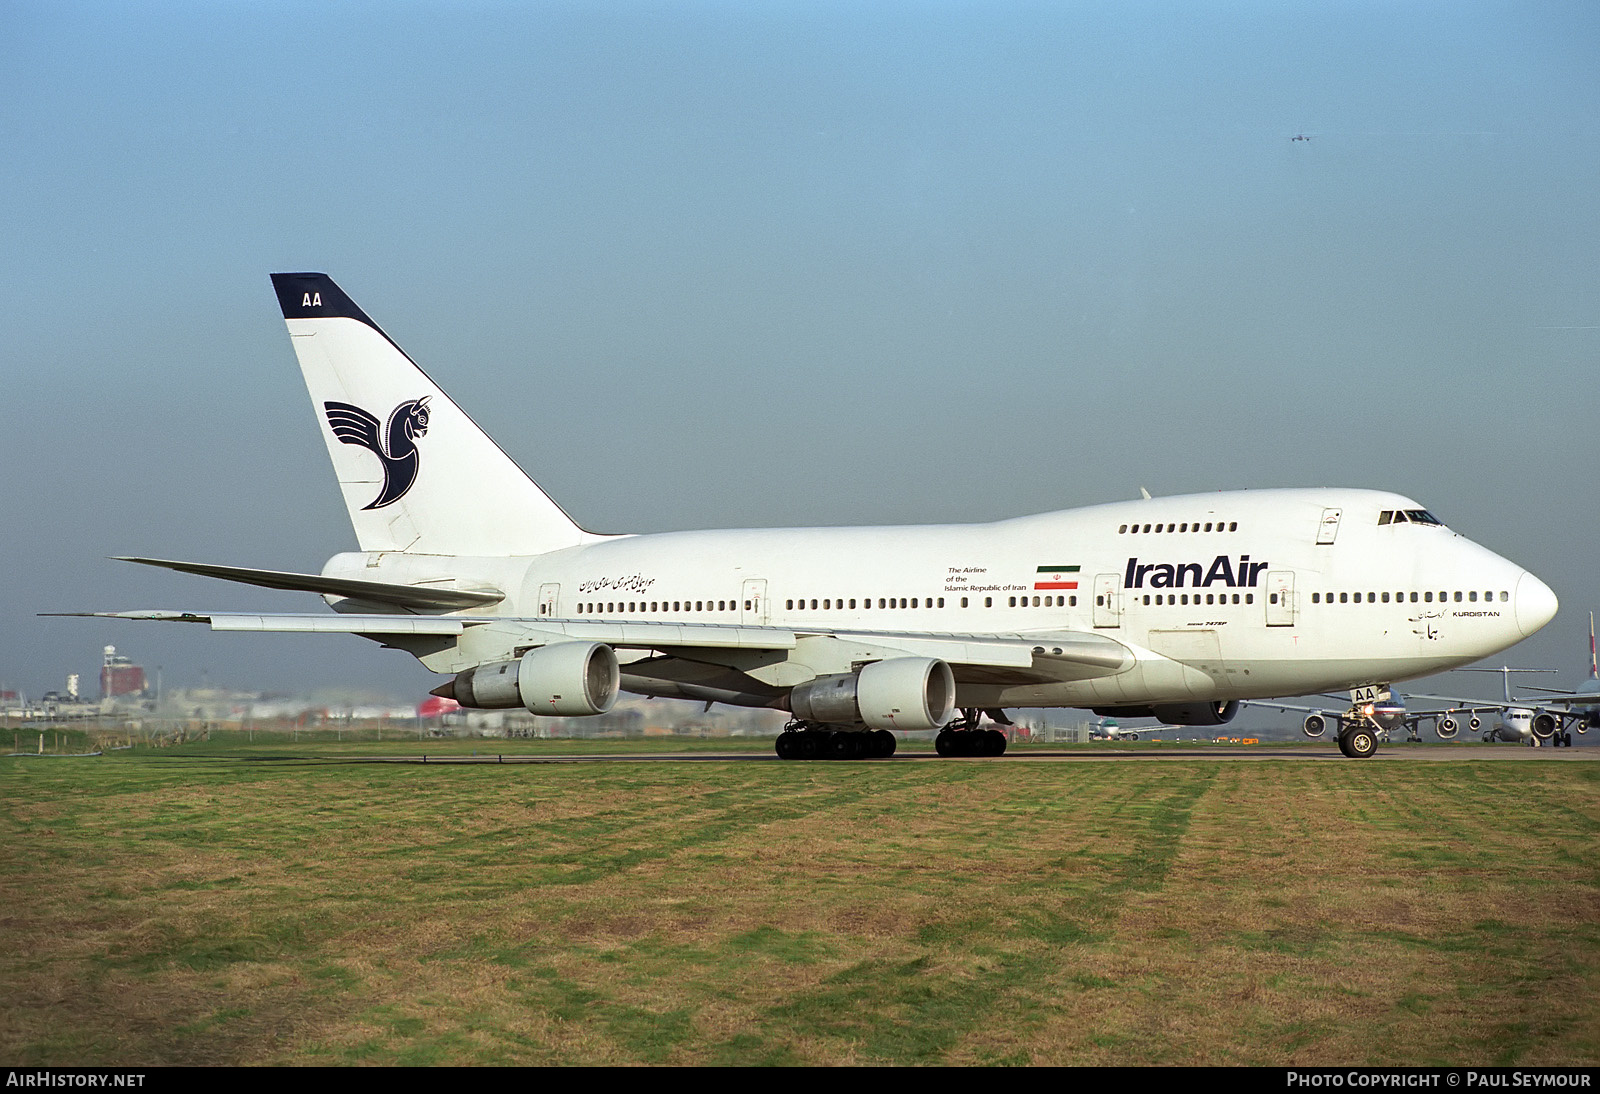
[323,398,431,509]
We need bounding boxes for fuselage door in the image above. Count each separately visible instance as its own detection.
[538,582,560,618]
[1265,571,1296,626]
[1093,573,1122,628]
[1316,508,1342,545]
[741,578,769,625]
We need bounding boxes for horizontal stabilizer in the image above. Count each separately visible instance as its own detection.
[112,557,504,611]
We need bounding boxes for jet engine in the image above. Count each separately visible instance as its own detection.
[1151,700,1240,726]
[1437,716,1459,740]
[443,642,619,716]
[1302,713,1327,738]
[788,657,955,731]
[1531,711,1560,740]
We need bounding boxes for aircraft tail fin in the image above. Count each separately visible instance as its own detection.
[271,273,595,556]
[1589,611,1596,681]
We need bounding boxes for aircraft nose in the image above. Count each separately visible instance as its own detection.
[1515,571,1559,637]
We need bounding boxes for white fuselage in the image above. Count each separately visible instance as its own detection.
[325,487,1556,711]
[1492,708,1536,743]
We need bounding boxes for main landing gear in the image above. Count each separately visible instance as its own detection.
[935,709,1008,758]
[1337,725,1378,759]
[774,721,897,761]
[772,709,1013,760]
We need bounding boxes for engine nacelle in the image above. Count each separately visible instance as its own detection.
[1531,711,1560,740]
[788,657,955,731]
[1437,716,1459,740]
[1151,700,1240,726]
[1302,713,1327,738]
[448,642,619,716]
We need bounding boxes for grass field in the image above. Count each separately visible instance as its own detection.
[2,737,1597,1066]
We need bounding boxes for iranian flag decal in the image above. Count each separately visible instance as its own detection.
[1035,565,1080,590]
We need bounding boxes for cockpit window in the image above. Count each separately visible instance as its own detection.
[1380,509,1443,527]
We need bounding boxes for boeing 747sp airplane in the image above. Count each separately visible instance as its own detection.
[71,273,1559,759]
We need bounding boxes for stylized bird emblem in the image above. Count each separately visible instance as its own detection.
[323,398,431,509]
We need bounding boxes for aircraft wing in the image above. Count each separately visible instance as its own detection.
[1511,691,1600,707]
[53,611,1134,675]
[1235,700,1324,716]
[1242,698,1326,716]
[1406,693,1530,714]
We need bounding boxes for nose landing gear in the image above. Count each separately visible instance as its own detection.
[1337,726,1378,759]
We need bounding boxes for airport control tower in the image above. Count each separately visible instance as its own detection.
[100,645,147,700]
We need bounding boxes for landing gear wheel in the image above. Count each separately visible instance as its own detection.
[825,732,861,760]
[1340,727,1378,759]
[873,730,897,758]
[774,733,796,760]
[935,717,1008,758]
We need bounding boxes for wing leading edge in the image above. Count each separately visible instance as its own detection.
[57,610,1133,675]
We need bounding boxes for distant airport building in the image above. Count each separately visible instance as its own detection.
[100,645,147,700]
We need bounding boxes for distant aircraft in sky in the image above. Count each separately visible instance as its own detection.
[1290,133,1313,142]
[63,273,1557,760]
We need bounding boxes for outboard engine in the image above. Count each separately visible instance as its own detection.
[444,642,619,716]
[1302,713,1327,738]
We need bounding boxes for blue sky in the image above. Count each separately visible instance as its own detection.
[2,1,1596,703]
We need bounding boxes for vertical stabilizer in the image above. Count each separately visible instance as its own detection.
[1589,611,1597,685]
[271,273,594,556]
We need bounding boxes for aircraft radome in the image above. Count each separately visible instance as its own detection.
[62,273,1559,760]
